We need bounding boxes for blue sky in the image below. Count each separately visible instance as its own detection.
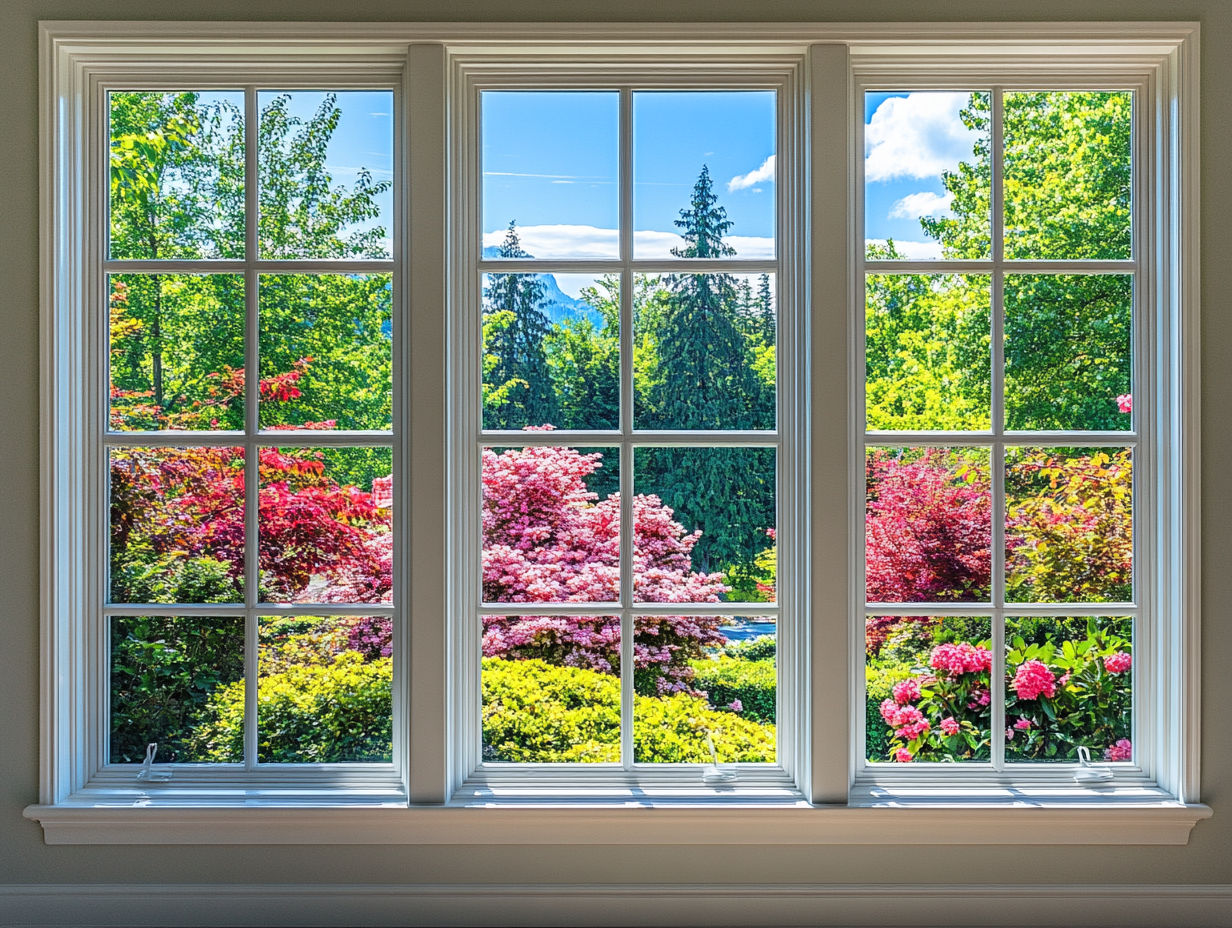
[481,90,776,261]
[863,91,987,259]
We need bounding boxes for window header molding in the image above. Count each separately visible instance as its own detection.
[40,20,1197,58]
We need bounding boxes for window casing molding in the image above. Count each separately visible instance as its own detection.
[29,20,1208,845]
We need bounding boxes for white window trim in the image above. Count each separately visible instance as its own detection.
[27,19,1209,846]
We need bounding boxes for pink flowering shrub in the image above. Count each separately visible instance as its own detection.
[877,636,993,763]
[1005,618,1132,761]
[1105,738,1133,762]
[480,442,730,694]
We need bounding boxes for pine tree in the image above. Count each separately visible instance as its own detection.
[482,222,559,429]
[639,167,775,580]
[757,273,775,347]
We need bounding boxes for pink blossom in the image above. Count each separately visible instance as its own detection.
[1104,651,1132,674]
[1104,739,1133,762]
[1012,660,1057,700]
[879,699,898,725]
[967,686,991,709]
[940,716,960,736]
[372,474,393,509]
[894,748,913,763]
[728,699,743,713]
[1057,672,1071,688]
[929,642,993,676]
[886,704,930,741]
[1006,727,1015,740]
[892,677,921,705]
[1014,717,1034,731]
[1117,394,1133,414]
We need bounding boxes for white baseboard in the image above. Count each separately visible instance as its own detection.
[1,882,1231,927]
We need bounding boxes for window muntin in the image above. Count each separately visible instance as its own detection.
[471,86,784,774]
[860,88,1139,772]
[104,88,398,771]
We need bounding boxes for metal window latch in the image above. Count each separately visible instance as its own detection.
[1073,745,1114,783]
[136,742,172,781]
[702,730,737,784]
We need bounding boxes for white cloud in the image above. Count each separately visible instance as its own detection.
[864,238,944,260]
[728,155,776,192]
[481,224,775,261]
[865,92,979,182]
[889,190,954,219]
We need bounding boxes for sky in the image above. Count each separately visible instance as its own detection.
[863,91,987,260]
[480,90,777,266]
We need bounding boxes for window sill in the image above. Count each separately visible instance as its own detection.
[24,795,1211,846]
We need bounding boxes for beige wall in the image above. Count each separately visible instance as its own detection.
[1,0,1229,889]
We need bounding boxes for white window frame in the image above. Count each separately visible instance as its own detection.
[445,55,810,800]
[28,20,1208,847]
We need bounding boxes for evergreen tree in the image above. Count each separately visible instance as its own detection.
[757,273,775,347]
[482,222,559,429]
[639,167,775,581]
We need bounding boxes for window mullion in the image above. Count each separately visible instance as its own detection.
[990,87,1007,772]
[618,87,635,772]
[242,84,260,773]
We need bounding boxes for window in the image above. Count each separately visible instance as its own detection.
[31,23,1205,845]
[448,64,808,795]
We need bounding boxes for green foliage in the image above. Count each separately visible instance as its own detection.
[719,634,777,662]
[192,652,393,763]
[111,554,242,605]
[1005,617,1132,761]
[482,658,621,762]
[110,615,244,763]
[481,658,776,764]
[689,656,776,724]
[634,691,776,764]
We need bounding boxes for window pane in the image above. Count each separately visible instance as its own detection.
[259,274,392,430]
[258,447,393,604]
[632,273,775,431]
[481,272,619,431]
[633,91,775,260]
[865,273,990,431]
[1005,616,1133,763]
[109,275,246,431]
[1005,447,1132,603]
[1003,92,1131,261]
[482,92,619,259]
[1004,275,1132,431]
[634,447,775,604]
[865,616,992,764]
[109,447,245,604]
[866,447,991,603]
[109,615,244,764]
[252,615,393,763]
[633,614,775,764]
[483,446,620,604]
[482,615,620,763]
[258,91,393,260]
[109,91,245,260]
[864,91,990,261]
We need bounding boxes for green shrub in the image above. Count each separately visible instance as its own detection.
[719,634,776,662]
[689,656,776,723]
[191,653,392,763]
[482,657,776,764]
[482,657,621,762]
[110,614,244,763]
[634,691,776,763]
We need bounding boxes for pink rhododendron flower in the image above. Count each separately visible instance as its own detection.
[929,642,993,676]
[879,699,898,725]
[894,748,913,763]
[1012,660,1057,700]
[728,699,743,713]
[1116,394,1133,414]
[885,704,930,741]
[1005,727,1015,740]
[967,686,991,708]
[1057,672,1071,688]
[1014,717,1034,731]
[892,677,921,705]
[1104,651,1132,674]
[940,716,960,736]
[1104,739,1133,762]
